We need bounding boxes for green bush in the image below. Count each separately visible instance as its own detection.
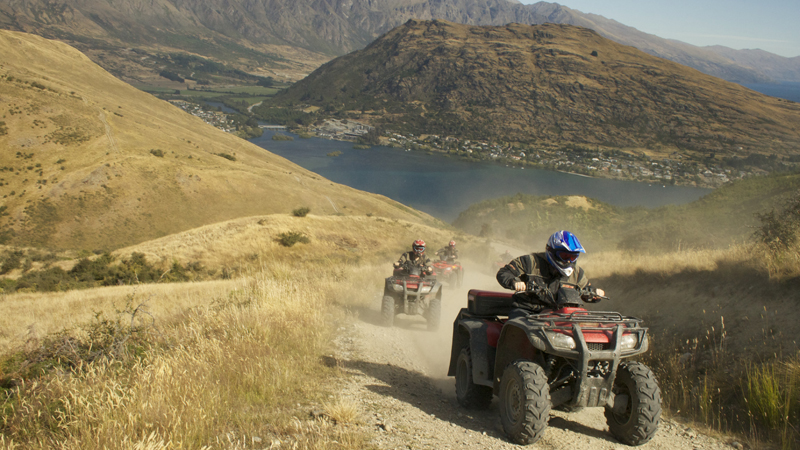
[150,149,164,157]
[292,207,310,217]
[0,252,206,293]
[0,250,23,274]
[277,231,309,247]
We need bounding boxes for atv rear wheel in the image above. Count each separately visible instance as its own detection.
[604,361,661,446]
[426,296,441,331]
[455,348,493,409]
[381,295,395,327]
[499,360,550,445]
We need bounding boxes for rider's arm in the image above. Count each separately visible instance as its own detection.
[496,254,532,291]
[395,253,408,267]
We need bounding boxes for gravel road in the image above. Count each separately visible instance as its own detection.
[330,266,742,450]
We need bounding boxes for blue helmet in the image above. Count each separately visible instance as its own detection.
[545,230,585,276]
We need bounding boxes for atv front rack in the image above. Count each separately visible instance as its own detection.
[527,310,641,328]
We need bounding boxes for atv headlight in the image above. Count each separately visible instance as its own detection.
[546,331,576,350]
[420,285,432,294]
[392,284,404,292]
[620,334,638,350]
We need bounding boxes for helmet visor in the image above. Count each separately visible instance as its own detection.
[555,250,580,263]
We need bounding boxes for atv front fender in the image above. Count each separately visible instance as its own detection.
[492,318,547,393]
[447,310,494,387]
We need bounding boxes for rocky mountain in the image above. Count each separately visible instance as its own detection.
[0,30,436,250]
[705,46,800,83]
[0,0,795,84]
[267,20,800,155]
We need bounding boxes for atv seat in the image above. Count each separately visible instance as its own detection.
[467,290,515,316]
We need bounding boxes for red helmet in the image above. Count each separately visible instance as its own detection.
[412,239,426,255]
[449,240,456,247]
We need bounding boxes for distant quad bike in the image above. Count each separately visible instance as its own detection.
[433,258,464,288]
[382,262,443,330]
[447,278,661,446]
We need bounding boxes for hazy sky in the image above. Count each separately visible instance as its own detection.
[518,0,800,58]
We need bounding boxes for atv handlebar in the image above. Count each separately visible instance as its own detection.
[524,278,608,306]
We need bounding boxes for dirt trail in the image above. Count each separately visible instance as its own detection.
[333,262,738,450]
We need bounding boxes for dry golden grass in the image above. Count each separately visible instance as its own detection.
[0,280,238,354]
[0,261,383,449]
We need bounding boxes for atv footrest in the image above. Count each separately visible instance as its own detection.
[467,290,515,316]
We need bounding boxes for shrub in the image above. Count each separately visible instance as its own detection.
[292,207,310,217]
[0,250,23,274]
[754,190,800,253]
[272,134,294,141]
[277,231,309,247]
[215,153,237,161]
[150,149,164,157]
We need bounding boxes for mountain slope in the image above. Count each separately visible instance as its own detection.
[267,20,800,154]
[0,30,438,250]
[0,0,795,84]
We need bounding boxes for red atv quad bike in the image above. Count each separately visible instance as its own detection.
[433,257,464,288]
[447,278,661,446]
[382,262,443,330]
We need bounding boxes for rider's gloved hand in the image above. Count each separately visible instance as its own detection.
[393,262,400,268]
[582,287,605,303]
[514,281,526,292]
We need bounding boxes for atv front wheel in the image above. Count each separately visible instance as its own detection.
[455,348,493,409]
[426,296,441,331]
[604,361,661,446]
[381,295,395,327]
[499,360,550,445]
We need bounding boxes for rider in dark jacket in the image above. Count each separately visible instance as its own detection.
[497,231,604,320]
[436,240,459,262]
[395,239,433,274]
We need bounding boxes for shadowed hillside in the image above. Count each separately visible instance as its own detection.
[453,171,800,252]
[0,30,440,251]
[264,20,800,156]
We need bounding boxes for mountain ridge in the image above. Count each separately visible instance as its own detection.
[0,0,795,84]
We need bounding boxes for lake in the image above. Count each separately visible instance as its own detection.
[742,81,800,103]
[248,130,711,222]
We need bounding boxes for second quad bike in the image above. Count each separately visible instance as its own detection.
[447,278,661,446]
[433,258,464,288]
[382,262,443,330]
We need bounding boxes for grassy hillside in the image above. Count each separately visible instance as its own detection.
[0,30,442,251]
[0,213,480,351]
[454,171,800,252]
